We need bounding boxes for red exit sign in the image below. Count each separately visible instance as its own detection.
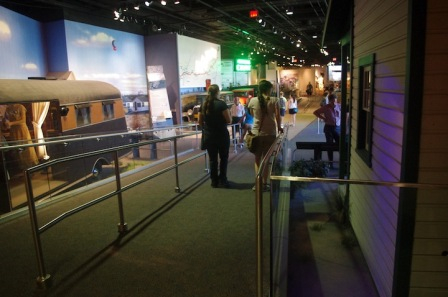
[250,10,258,18]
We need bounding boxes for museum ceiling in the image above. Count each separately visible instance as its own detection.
[0,0,350,67]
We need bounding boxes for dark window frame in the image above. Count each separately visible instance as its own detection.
[356,54,375,167]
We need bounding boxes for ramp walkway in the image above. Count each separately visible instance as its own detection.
[0,95,378,297]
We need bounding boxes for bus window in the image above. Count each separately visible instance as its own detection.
[103,102,115,120]
[76,104,91,127]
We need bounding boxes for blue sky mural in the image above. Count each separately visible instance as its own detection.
[0,6,47,79]
[64,20,147,96]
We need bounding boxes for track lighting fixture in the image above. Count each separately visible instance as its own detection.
[161,0,167,5]
[286,7,293,15]
[113,9,121,20]
[145,1,153,6]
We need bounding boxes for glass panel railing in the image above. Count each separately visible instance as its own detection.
[264,134,448,297]
[0,124,200,215]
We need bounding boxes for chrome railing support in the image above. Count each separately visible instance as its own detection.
[25,170,52,289]
[255,173,264,297]
[174,138,180,193]
[114,151,128,233]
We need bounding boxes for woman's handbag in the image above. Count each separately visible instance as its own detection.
[245,132,259,153]
[200,129,209,150]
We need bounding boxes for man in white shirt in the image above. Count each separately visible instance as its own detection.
[230,96,245,143]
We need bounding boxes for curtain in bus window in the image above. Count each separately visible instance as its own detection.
[75,104,91,127]
[102,101,115,120]
[32,101,50,160]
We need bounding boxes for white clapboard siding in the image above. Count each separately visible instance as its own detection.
[350,0,408,296]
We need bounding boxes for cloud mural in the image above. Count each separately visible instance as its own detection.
[21,63,38,70]
[0,6,46,78]
[0,20,11,41]
[73,31,115,48]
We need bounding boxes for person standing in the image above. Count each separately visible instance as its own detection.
[324,86,337,105]
[247,80,283,191]
[278,91,287,127]
[313,94,340,169]
[306,82,313,96]
[335,97,342,136]
[3,104,39,172]
[198,84,232,188]
[230,96,245,145]
[240,99,254,147]
[287,92,299,127]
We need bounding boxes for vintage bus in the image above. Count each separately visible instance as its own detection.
[0,79,129,213]
[181,91,233,122]
[231,87,255,105]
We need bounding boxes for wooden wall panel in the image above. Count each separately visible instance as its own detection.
[415,0,448,293]
[350,0,408,296]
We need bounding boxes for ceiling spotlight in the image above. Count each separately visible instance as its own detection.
[114,9,121,20]
[145,1,153,6]
[161,0,166,5]
[134,4,140,10]
[261,21,266,27]
[258,17,263,24]
[286,7,293,15]
[174,0,180,4]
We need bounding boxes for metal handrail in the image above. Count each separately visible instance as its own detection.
[24,131,208,289]
[0,123,199,151]
[269,175,448,189]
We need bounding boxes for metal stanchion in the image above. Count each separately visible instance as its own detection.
[114,151,128,233]
[25,170,52,289]
[174,138,180,193]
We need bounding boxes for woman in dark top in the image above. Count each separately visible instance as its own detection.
[198,84,232,188]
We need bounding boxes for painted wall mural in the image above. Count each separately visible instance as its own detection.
[64,20,147,97]
[177,35,221,89]
[0,6,47,79]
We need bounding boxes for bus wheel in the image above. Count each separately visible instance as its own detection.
[92,163,103,177]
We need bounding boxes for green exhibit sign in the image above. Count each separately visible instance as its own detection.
[235,59,251,71]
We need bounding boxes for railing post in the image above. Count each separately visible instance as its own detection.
[114,151,128,233]
[173,138,180,192]
[25,170,52,289]
[255,173,264,297]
